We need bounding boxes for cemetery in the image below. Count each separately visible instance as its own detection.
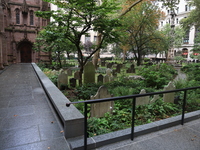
[39,59,200,137]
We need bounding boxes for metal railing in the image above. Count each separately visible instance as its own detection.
[66,86,200,150]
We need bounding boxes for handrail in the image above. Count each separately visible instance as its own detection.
[66,86,200,150]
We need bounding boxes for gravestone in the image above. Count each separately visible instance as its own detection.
[103,75,110,83]
[67,68,72,76]
[84,62,95,84]
[107,63,113,68]
[116,64,121,73]
[91,86,114,117]
[101,61,105,67]
[150,95,160,104]
[97,74,104,83]
[106,68,112,76]
[163,81,175,103]
[57,72,68,90]
[136,89,150,106]
[74,71,80,80]
[70,78,76,87]
[130,64,135,73]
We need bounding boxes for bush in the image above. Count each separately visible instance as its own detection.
[138,63,177,89]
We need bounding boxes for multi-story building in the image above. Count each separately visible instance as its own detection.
[0,0,51,70]
[158,0,195,61]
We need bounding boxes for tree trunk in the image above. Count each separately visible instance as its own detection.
[92,33,102,69]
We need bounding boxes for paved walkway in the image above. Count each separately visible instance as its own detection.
[0,64,70,150]
[97,118,200,150]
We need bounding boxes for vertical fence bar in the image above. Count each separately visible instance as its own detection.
[131,97,136,141]
[181,90,187,125]
[84,103,88,150]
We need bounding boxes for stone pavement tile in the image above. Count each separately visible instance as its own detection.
[38,122,64,140]
[7,95,34,101]
[8,98,35,107]
[0,100,9,108]
[36,111,57,124]
[0,114,38,131]
[113,127,200,150]
[0,105,35,118]
[187,122,200,133]
[0,125,40,150]
[4,137,70,150]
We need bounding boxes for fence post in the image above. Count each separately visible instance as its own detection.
[181,90,187,125]
[84,103,88,150]
[131,97,136,140]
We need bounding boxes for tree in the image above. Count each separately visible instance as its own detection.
[35,0,121,85]
[160,24,185,59]
[119,0,165,66]
[180,0,200,30]
[33,26,76,68]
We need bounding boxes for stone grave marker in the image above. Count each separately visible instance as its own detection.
[107,63,113,68]
[67,68,72,76]
[136,89,150,106]
[70,78,76,87]
[101,61,105,67]
[97,74,103,83]
[84,62,95,84]
[149,95,160,104]
[116,64,121,73]
[74,71,80,80]
[103,75,110,83]
[163,81,175,103]
[57,72,68,90]
[91,86,114,117]
[106,68,112,76]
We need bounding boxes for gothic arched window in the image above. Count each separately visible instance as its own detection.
[16,9,20,24]
[30,10,34,25]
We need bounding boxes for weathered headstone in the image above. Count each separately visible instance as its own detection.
[91,86,114,117]
[84,62,95,84]
[130,64,135,73]
[116,64,121,73]
[106,68,112,76]
[136,89,150,106]
[101,61,105,67]
[149,95,160,104]
[57,72,68,90]
[74,71,80,80]
[107,63,113,68]
[163,81,175,103]
[103,75,110,83]
[97,74,104,83]
[70,78,76,87]
[67,68,72,76]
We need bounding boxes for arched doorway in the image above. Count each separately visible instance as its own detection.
[19,43,32,63]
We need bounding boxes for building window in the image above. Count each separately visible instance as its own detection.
[16,9,20,24]
[85,36,91,42]
[185,5,188,11]
[176,18,179,24]
[176,7,179,14]
[161,21,163,27]
[30,11,34,25]
[183,30,189,44]
[182,48,188,58]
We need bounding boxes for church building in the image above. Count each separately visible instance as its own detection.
[0,0,51,69]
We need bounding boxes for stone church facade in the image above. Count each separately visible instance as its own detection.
[0,0,50,69]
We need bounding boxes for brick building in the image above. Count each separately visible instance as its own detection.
[0,0,51,69]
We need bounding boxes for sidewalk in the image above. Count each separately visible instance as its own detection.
[97,118,200,150]
[0,64,70,150]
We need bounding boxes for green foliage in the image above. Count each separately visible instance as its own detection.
[138,63,177,89]
[75,83,102,100]
[181,63,200,81]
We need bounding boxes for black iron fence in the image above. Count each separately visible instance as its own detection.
[66,86,200,150]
